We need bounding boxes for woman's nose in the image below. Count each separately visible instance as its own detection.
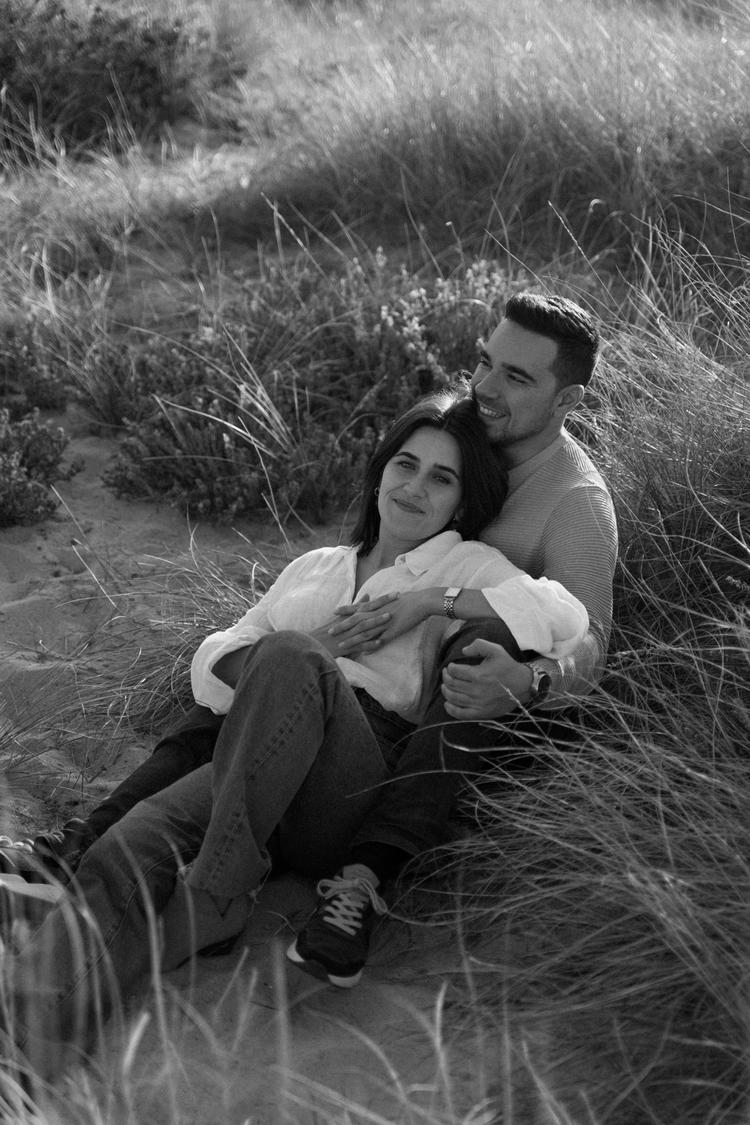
[404,476,427,496]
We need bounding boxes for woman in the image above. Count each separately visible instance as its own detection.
[2,387,587,1075]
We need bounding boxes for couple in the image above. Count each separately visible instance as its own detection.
[1,291,617,1076]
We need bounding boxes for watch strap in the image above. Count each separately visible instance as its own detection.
[443,587,462,619]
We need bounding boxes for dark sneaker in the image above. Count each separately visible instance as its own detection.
[0,818,95,884]
[0,836,35,877]
[0,872,66,934]
[286,867,387,988]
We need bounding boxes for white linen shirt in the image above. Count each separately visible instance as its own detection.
[191,531,588,725]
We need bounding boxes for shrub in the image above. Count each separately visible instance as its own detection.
[95,252,513,521]
[0,408,81,526]
[0,321,70,418]
[0,0,207,160]
[101,347,379,523]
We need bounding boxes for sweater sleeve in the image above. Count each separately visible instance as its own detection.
[537,485,618,699]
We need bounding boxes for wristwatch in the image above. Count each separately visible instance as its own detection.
[443,587,462,619]
[527,659,552,706]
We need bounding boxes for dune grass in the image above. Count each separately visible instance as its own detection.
[1,0,749,324]
[1,0,750,1121]
[2,230,745,1122]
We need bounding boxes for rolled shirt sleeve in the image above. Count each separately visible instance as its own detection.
[189,548,355,714]
[191,621,271,713]
[482,573,589,658]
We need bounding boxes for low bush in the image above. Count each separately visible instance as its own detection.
[100,344,380,523]
[96,252,513,520]
[0,0,212,161]
[0,408,81,526]
[0,321,70,418]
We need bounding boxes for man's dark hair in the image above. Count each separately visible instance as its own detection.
[504,292,600,388]
[350,386,507,555]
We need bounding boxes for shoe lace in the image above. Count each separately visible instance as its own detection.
[315,875,387,936]
[0,836,33,852]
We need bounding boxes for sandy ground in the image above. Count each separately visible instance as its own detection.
[0,410,499,1123]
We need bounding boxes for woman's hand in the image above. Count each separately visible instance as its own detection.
[311,593,400,658]
[327,589,437,656]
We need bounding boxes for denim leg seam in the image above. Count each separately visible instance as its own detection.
[195,673,339,886]
[55,844,184,1006]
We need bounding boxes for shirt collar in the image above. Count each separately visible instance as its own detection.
[395,530,462,575]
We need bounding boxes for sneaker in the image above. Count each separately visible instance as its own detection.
[0,819,94,884]
[286,865,387,988]
[0,836,35,877]
[0,872,67,935]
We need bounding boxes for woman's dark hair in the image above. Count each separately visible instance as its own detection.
[350,384,508,555]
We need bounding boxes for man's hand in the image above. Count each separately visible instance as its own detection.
[441,638,534,720]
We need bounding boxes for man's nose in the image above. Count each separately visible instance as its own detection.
[470,362,485,387]
[473,366,493,393]
[475,370,500,400]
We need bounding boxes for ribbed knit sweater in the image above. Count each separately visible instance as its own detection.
[480,428,618,699]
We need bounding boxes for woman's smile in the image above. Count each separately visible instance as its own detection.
[391,495,425,514]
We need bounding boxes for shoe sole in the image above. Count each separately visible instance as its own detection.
[0,873,65,929]
[0,849,38,878]
[285,939,362,989]
[0,873,64,906]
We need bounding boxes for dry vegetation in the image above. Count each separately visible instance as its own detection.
[1,0,749,1121]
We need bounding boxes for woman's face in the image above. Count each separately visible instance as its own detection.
[377,426,463,546]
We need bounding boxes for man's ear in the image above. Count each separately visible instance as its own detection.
[555,383,584,416]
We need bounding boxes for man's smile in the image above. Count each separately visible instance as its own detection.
[477,402,506,419]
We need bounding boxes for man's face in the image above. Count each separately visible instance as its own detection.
[470,318,571,466]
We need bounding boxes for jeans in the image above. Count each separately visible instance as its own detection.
[69,618,566,869]
[348,617,528,857]
[83,703,224,842]
[8,631,412,1064]
[71,622,551,865]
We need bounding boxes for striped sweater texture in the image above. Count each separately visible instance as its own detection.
[480,428,618,699]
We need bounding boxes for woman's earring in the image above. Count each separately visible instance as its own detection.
[374,487,380,495]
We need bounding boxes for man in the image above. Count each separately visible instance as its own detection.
[287,291,617,985]
[1,293,617,987]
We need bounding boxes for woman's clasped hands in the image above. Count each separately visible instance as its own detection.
[313,590,434,658]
